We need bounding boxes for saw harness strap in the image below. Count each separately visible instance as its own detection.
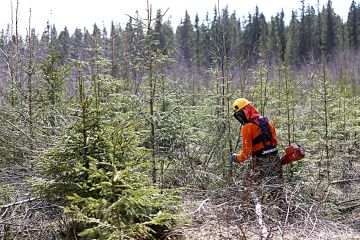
[251,117,278,157]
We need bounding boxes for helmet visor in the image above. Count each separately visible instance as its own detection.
[233,110,247,125]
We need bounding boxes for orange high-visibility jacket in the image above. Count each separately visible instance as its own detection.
[235,119,277,163]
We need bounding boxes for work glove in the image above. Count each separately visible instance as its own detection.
[230,154,238,164]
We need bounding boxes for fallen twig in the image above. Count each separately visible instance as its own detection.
[252,191,268,239]
[338,203,360,213]
[330,178,360,184]
[1,198,38,209]
[190,198,210,214]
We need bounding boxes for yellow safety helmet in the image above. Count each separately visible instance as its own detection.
[232,98,250,112]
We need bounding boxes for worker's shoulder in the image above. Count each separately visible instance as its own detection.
[248,117,275,127]
[243,122,258,129]
[261,116,275,125]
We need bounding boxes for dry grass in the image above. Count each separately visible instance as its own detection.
[169,181,360,240]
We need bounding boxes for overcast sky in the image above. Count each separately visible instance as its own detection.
[0,0,354,36]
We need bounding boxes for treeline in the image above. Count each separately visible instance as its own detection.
[0,0,359,239]
[2,0,360,84]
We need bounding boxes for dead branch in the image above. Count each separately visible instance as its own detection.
[336,198,360,205]
[1,197,38,209]
[330,178,360,184]
[338,203,360,213]
[190,198,210,214]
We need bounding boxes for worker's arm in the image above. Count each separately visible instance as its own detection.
[236,124,253,163]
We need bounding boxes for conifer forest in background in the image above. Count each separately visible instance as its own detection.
[0,0,359,239]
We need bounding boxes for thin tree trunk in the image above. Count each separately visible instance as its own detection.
[322,64,330,181]
[27,9,34,145]
[285,68,291,146]
[146,0,157,183]
[111,130,121,231]
[77,63,88,170]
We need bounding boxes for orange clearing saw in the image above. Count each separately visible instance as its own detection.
[281,144,305,165]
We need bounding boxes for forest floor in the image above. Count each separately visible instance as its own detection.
[170,182,360,240]
[1,163,360,239]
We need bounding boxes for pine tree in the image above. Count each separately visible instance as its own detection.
[123,15,145,93]
[110,21,121,78]
[307,6,319,60]
[70,28,84,60]
[286,11,300,67]
[258,12,269,59]
[347,0,359,50]
[199,14,212,70]
[56,27,70,64]
[298,2,319,61]
[239,6,269,64]
[176,10,195,69]
[278,10,286,62]
[299,0,308,61]
[37,50,70,135]
[269,10,286,63]
[333,67,360,178]
[65,124,179,239]
[25,19,36,145]
[194,13,201,70]
[322,0,337,61]
[33,60,179,238]
[161,19,175,53]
